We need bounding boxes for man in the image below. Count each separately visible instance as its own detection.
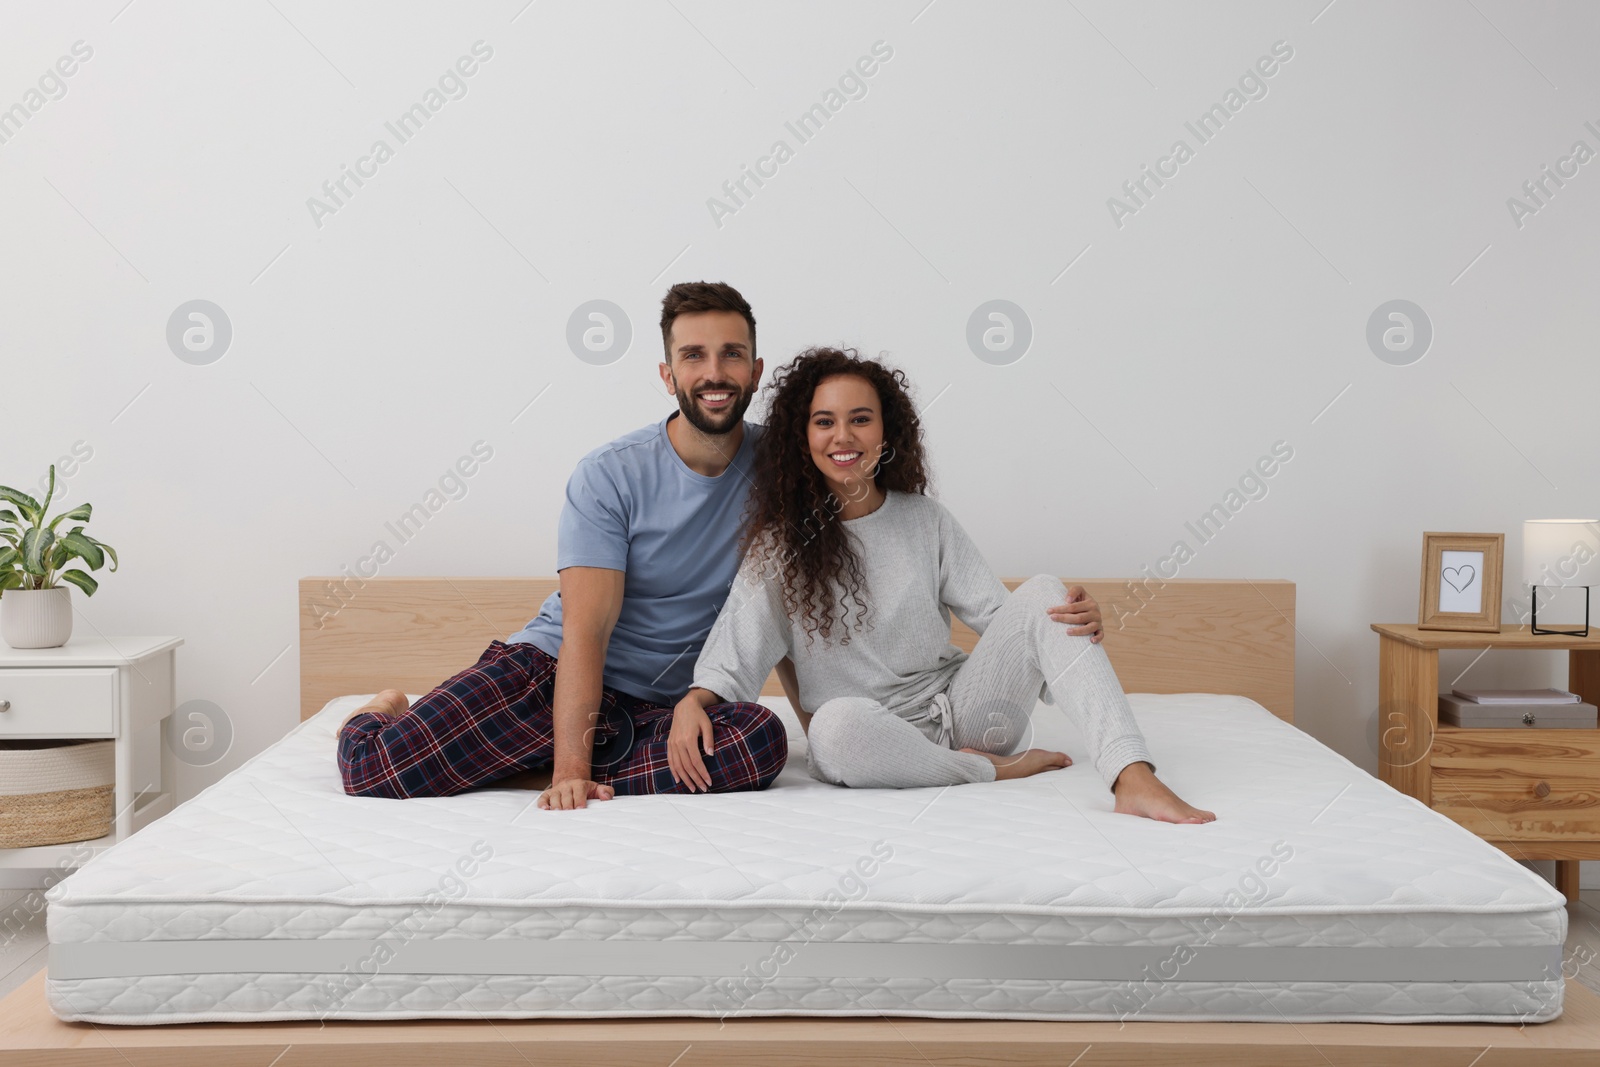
[338,281,788,809]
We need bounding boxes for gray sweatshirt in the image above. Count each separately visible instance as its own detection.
[691,491,1010,716]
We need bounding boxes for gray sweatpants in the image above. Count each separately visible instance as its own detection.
[805,575,1154,790]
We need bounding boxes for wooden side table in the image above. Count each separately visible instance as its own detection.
[1373,622,1600,903]
[0,637,182,873]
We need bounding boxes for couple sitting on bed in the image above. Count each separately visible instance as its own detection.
[337,281,1213,825]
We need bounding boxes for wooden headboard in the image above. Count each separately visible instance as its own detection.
[299,577,1294,723]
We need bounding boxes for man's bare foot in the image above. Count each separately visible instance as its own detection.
[961,747,1071,781]
[371,689,410,715]
[338,689,410,731]
[1112,762,1215,824]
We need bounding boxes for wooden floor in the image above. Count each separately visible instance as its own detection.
[0,968,1596,1066]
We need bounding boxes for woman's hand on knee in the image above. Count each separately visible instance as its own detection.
[1047,585,1104,643]
[668,690,718,792]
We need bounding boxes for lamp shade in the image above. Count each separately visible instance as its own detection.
[1522,519,1600,588]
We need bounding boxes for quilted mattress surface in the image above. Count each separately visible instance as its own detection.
[46,692,1566,1024]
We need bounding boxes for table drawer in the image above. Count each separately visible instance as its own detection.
[0,668,118,736]
[1431,729,1600,840]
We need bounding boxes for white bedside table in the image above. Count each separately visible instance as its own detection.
[0,637,182,871]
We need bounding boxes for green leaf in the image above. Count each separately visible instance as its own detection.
[91,537,118,572]
[0,509,19,525]
[57,531,103,570]
[47,540,82,578]
[0,487,39,525]
[20,527,54,574]
[0,571,25,591]
[39,466,55,519]
[0,546,16,569]
[56,569,98,597]
[46,503,91,532]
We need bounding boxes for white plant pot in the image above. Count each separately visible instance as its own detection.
[1,587,74,649]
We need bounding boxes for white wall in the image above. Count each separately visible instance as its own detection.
[3,2,1598,876]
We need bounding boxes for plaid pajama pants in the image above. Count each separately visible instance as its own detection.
[337,640,787,800]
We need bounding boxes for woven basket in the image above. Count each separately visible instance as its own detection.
[0,739,114,848]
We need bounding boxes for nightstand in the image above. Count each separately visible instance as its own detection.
[1373,622,1600,903]
[0,637,181,872]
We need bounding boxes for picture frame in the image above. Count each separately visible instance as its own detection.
[1418,531,1504,632]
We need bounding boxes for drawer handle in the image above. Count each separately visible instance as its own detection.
[0,700,9,713]
[1535,781,1552,798]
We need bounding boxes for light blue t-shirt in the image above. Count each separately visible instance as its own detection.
[508,413,761,705]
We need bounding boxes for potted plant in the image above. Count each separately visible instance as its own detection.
[0,466,118,649]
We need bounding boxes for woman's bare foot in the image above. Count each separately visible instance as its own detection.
[961,747,1071,781]
[1112,762,1215,824]
[338,689,410,731]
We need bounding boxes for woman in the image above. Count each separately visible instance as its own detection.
[668,348,1213,824]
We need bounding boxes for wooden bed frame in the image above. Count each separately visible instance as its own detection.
[295,576,1299,723]
[5,575,1600,1065]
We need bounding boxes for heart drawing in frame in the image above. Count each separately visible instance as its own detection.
[1419,532,1503,633]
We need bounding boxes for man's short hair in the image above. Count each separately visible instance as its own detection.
[659,281,756,361]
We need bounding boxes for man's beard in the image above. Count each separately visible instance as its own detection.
[674,379,756,435]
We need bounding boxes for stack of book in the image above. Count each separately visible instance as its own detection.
[1438,687,1599,728]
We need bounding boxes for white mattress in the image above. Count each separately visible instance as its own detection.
[46,692,1566,1024]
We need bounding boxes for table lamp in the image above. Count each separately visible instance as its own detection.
[1522,518,1600,636]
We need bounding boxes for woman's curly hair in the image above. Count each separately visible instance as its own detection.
[741,347,930,644]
